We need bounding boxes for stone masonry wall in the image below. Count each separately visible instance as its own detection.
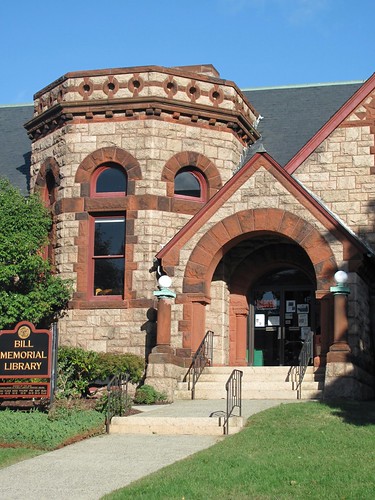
[295,89,375,248]
[169,163,348,361]
[30,116,245,355]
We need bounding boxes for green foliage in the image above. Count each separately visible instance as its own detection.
[57,346,100,397]
[95,389,132,417]
[0,406,104,450]
[0,178,72,329]
[57,346,145,397]
[0,448,42,469]
[133,384,167,405]
[96,352,145,383]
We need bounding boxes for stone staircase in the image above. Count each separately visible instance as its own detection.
[174,366,325,400]
[108,366,324,436]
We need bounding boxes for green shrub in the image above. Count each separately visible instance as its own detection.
[133,384,167,405]
[56,346,145,398]
[96,352,145,383]
[57,346,99,397]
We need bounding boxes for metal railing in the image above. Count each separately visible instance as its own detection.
[183,330,214,399]
[223,369,243,435]
[296,331,314,399]
[106,372,130,433]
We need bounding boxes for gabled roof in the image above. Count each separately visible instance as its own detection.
[0,104,33,194]
[284,72,375,174]
[243,81,363,167]
[156,152,371,264]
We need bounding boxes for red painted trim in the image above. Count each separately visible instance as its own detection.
[89,214,126,300]
[285,73,375,174]
[174,168,207,202]
[91,164,127,197]
[157,152,370,261]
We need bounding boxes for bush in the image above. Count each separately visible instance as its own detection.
[57,346,99,397]
[56,346,145,397]
[133,384,167,405]
[96,352,145,384]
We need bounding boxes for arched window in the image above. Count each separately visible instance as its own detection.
[89,163,127,299]
[92,164,127,196]
[174,167,206,201]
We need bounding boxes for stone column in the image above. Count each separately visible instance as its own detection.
[156,298,173,346]
[327,273,351,362]
[153,278,176,353]
[324,271,353,399]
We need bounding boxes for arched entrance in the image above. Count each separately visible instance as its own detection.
[213,233,318,367]
[179,209,336,365]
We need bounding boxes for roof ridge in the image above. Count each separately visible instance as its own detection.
[0,103,33,108]
[242,80,364,91]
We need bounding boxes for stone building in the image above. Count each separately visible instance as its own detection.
[1,64,375,399]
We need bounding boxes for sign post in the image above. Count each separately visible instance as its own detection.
[0,321,52,400]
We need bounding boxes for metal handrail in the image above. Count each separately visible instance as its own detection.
[106,372,129,433]
[223,369,243,435]
[183,330,214,399]
[296,331,314,399]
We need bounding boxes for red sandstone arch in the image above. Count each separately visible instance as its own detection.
[180,208,337,356]
[34,157,61,190]
[183,208,337,297]
[75,147,142,195]
[161,151,222,198]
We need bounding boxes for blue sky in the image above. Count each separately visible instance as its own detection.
[1,0,374,104]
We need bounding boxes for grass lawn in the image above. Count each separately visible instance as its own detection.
[0,401,105,469]
[104,401,375,500]
[0,448,43,469]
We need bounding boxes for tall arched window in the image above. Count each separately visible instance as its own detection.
[90,163,127,298]
[174,167,206,201]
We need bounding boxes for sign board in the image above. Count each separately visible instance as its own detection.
[0,321,52,399]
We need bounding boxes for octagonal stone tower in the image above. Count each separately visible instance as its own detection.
[24,64,260,356]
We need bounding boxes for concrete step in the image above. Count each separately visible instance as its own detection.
[174,365,325,401]
[193,388,298,400]
[109,415,244,436]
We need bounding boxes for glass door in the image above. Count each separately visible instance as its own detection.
[249,287,314,366]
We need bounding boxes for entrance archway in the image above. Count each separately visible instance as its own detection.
[181,209,336,365]
[224,235,317,366]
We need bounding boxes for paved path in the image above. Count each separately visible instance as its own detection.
[0,400,296,500]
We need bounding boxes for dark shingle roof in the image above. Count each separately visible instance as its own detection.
[243,82,363,167]
[0,81,367,195]
[0,104,33,194]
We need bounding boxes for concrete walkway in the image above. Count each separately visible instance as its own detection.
[0,400,296,500]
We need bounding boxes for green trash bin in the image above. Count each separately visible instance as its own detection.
[253,349,264,366]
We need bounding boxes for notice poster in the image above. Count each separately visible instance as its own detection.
[255,314,265,327]
[298,314,308,327]
[268,316,280,326]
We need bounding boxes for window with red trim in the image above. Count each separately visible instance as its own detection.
[91,215,126,298]
[92,164,127,197]
[174,167,206,201]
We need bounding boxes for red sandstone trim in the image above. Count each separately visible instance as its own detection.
[156,152,370,264]
[285,72,375,174]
